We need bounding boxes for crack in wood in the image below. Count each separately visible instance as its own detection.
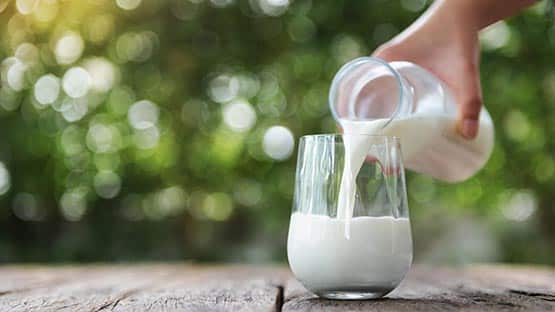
[93,290,137,312]
[466,294,520,308]
[0,290,13,297]
[276,285,284,312]
[509,289,555,302]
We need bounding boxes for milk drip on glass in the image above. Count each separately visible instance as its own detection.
[330,57,494,229]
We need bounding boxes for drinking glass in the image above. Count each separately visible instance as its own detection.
[287,134,412,300]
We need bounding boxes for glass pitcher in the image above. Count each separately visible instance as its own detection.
[329,57,494,182]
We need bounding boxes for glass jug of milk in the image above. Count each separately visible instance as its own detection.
[329,57,494,182]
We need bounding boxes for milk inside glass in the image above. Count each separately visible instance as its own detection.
[287,213,411,295]
[287,134,411,299]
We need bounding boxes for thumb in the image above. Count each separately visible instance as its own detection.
[457,95,482,139]
[456,70,483,140]
[372,44,400,62]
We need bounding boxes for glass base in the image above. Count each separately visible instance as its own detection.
[315,288,393,300]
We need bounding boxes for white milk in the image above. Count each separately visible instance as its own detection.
[336,119,389,238]
[336,113,494,237]
[287,212,412,294]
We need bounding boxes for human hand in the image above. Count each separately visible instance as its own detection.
[372,2,482,139]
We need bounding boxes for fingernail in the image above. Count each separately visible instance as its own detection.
[461,119,478,139]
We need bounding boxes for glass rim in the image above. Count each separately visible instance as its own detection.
[300,133,400,142]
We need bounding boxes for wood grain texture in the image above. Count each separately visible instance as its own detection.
[0,264,553,311]
[283,265,555,311]
[0,265,287,312]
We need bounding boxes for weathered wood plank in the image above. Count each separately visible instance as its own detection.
[111,266,287,312]
[1,264,553,311]
[0,265,172,312]
[283,265,555,311]
[0,266,80,294]
[0,265,286,312]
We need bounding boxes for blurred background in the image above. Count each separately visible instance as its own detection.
[0,0,553,265]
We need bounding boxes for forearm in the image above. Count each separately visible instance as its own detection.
[436,0,538,30]
[387,0,537,49]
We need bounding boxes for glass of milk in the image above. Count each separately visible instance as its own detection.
[287,134,412,300]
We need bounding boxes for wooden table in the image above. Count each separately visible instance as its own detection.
[0,264,553,311]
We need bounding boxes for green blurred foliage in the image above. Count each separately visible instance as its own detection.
[0,0,553,264]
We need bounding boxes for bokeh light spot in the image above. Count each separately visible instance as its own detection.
[94,170,122,199]
[255,0,290,16]
[0,0,9,14]
[15,42,39,64]
[223,99,257,132]
[156,186,187,216]
[209,74,239,103]
[480,21,511,50]
[401,0,427,12]
[0,162,11,196]
[63,67,91,98]
[55,31,85,65]
[86,123,121,153]
[504,110,530,142]
[94,153,121,171]
[61,97,89,122]
[236,73,260,99]
[116,0,142,10]
[83,57,118,93]
[502,190,537,222]
[6,61,26,91]
[202,192,233,221]
[13,193,45,221]
[262,126,295,160]
[116,31,156,62]
[331,35,363,64]
[33,0,59,22]
[233,179,262,207]
[60,188,88,221]
[16,0,38,14]
[128,100,159,129]
[134,125,160,149]
[61,125,85,156]
[34,74,60,105]
[0,87,21,111]
[86,14,115,44]
[210,0,233,8]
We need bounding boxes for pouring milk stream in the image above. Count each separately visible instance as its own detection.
[331,57,494,238]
